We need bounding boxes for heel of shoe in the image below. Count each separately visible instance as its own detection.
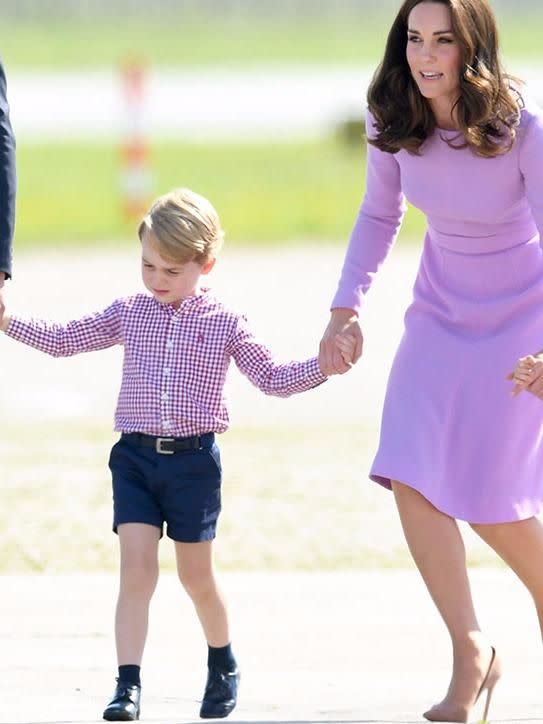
[478,646,502,723]
[480,682,495,722]
[424,645,502,724]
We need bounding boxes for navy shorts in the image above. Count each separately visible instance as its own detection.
[109,432,222,542]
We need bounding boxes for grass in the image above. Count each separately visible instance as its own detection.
[0,11,542,70]
[0,17,391,70]
[16,137,426,248]
[0,420,502,572]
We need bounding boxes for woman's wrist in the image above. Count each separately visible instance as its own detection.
[330,307,358,321]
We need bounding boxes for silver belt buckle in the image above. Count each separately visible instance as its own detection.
[156,437,175,455]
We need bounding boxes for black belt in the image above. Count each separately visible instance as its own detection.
[122,432,215,455]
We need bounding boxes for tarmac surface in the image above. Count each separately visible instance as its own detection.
[1,569,542,724]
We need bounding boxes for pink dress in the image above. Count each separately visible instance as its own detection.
[332,101,543,523]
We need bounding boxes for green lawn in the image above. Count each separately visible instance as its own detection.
[16,137,426,248]
[0,11,541,70]
[0,420,500,572]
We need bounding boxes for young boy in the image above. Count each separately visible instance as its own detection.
[0,188,355,721]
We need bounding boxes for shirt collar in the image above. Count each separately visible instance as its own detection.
[154,287,211,315]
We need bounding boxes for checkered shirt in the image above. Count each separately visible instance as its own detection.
[6,291,326,436]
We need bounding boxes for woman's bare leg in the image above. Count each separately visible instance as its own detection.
[471,516,543,635]
[392,481,494,718]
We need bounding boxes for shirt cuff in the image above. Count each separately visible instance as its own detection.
[305,356,328,386]
[4,316,25,340]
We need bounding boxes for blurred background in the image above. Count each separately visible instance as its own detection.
[0,0,541,573]
[1,0,542,248]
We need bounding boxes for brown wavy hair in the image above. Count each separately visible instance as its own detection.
[367,0,522,157]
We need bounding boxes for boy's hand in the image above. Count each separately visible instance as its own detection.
[335,333,357,369]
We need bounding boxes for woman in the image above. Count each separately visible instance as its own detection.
[319,1,543,721]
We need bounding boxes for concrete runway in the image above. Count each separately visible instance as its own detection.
[0,570,542,724]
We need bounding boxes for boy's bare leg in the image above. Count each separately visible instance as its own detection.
[176,540,239,718]
[116,523,161,664]
[175,540,230,646]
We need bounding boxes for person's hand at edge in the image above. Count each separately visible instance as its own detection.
[507,354,541,397]
[522,357,543,399]
[0,287,11,331]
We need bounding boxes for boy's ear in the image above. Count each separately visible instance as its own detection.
[201,257,216,275]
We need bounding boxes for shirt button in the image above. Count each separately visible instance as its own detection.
[166,340,174,349]
[164,368,170,376]
[163,420,171,429]
[161,392,169,401]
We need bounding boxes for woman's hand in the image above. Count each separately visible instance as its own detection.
[319,308,363,375]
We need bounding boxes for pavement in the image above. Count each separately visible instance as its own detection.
[0,569,542,724]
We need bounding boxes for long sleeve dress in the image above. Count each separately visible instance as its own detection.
[332,99,543,523]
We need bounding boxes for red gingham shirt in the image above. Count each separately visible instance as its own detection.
[6,290,326,436]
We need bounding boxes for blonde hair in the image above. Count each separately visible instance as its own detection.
[138,188,224,264]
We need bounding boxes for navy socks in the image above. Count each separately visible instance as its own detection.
[116,646,235,685]
[207,643,237,672]
[118,664,141,686]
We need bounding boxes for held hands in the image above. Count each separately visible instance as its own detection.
[319,308,363,376]
[334,333,358,371]
[508,354,543,399]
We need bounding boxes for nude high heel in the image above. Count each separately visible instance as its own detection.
[423,646,502,723]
